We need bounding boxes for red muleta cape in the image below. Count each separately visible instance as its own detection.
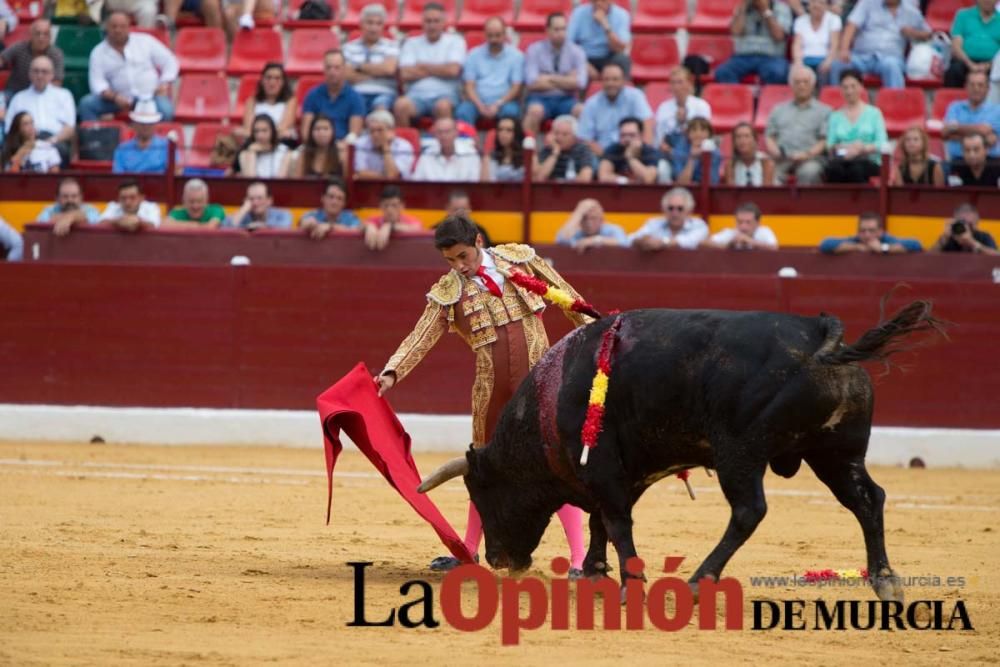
[316,362,475,564]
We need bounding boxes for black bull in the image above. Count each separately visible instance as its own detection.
[419,302,943,602]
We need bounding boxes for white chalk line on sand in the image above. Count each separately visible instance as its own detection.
[1,459,997,512]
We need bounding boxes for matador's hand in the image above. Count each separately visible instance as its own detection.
[373,372,395,396]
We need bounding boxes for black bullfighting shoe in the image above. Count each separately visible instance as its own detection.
[429,554,478,571]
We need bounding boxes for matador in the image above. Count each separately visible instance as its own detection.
[375,216,592,574]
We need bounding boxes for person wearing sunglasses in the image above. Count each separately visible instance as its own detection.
[627,187,709,251]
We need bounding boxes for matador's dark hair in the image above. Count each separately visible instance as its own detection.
[434,215,479,249]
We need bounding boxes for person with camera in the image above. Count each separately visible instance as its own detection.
[819,212,922,254]
[930,204,999,254]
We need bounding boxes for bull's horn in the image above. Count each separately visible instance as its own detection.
[417,457,469,493]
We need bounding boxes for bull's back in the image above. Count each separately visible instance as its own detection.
[554,309,872,460]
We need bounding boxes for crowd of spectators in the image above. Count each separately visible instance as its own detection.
[1,0,999,260]
[0,2,999,186]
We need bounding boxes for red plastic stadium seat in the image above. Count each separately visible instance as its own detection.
[877,88,927,136]
[8,0,41,22]
[633,0,687,32]
[176,27,227,74]
[818,85,844,109]
[186,123,233,167]
[341,0,396,28]
[232,74,260,124]
[457,0,515,29]
[518,31,547,50]
[175,73,231,123]
[227,28,284,76]
[644,81,671,110]
[283,0,337,28]
[686,34,734,81]
[286,27,340,76]
[701,83,754,133]
[926,0,964,32]
[133,26,171,47]
[4,22,30,46]
[295,75,325,117]
[0,71,8,90]
[464,31,486,49]
[928,87,965,136]
[631,36,680,84]
[753,85,793,131]
[514,0,572,30]
[399,0,457,30]
[690,0,741,33]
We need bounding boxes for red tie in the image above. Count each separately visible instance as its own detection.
[475,265,503,299]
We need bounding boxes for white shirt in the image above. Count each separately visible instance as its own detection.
[711,226,779,248]
[252,100,287,128]
[89,33,180,99]
[343,36,401,96]
[473,248,506,291]
[99,200,162,227]
[353,134,415,176]
[628,216,709,249]
[5,84,76,135]
[654,96,712,142]
[9,141,61,172]
[251,144,290,179]
[794,12,842,60]
[399,32,466,99]
[412,142,481,182]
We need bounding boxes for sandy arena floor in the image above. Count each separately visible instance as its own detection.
[1,440,997,666]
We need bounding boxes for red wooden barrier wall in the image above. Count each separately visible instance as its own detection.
[1,262,998,428]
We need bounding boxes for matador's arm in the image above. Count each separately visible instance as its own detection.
[380,300,449,383]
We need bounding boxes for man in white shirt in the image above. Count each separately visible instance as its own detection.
[412,117,481,181]
[628,187,709,251]
[78,11,179,122]
[353,109,416,179]
[393,2,466,127]
[701,201,779,251]
[654,66,711,158]
[99,178,162,232]
[5,55,75,166]
[343,2,400,114]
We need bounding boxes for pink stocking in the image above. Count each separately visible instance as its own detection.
[556,504,586,569]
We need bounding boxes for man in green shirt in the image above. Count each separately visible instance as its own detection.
[946,0,1000,88]
[166,179,226,227]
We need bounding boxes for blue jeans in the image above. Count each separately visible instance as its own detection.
[455,100,520,125]
[360,91,397,114]
[829,53,905,89]
[78,94,176,121]
[407,92,460,118]
[715,54,790,85]
[525,94,578,120]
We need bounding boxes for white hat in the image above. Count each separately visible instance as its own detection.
[129,98,163,124]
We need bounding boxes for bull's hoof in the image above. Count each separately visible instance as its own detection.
[872,568,904,603]
[582,560,612,578]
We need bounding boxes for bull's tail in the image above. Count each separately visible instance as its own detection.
[815,299,948,367]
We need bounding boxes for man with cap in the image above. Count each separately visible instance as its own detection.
[112,98,170,174]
